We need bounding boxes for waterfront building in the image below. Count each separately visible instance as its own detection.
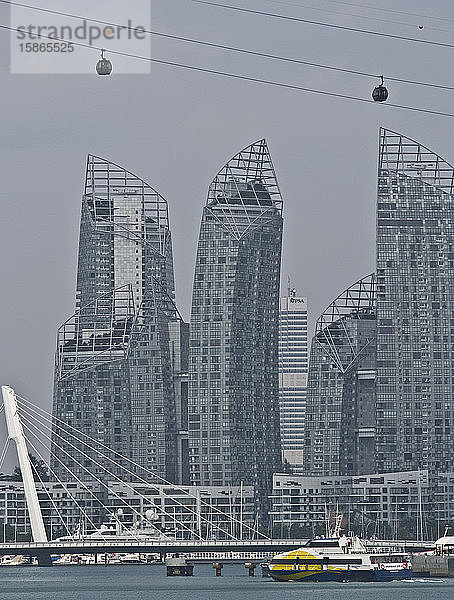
[270,470,433,539]
[52,155,186,484]
[0,479,255,540]
[188,140,283,511]
[278,289,308,474]
[303,274,377,477]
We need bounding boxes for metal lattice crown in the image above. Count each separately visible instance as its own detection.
[315,273,376,373]
[206,139,283,239]
[84,155,170,255]
[379,128,454,195]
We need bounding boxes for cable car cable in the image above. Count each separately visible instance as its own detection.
[260,0,454,35]
[192,1,454,51]
[314,0,454,24]
[2,0,454,91]
[1,22,454,118]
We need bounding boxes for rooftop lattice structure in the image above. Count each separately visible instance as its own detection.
[315,273,376,373]
[56,286,136,380]
[84,155,170,254]
[379,128,454,195]
[206,139,283,239]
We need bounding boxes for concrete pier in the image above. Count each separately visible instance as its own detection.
[412,554,454,577]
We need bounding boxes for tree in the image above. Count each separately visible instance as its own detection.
[12,454,49,482]
[282,459,293,474]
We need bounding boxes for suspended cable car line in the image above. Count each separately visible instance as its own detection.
[314,0,454,24]
[4,0,454,38]
[1,22,454,117]
[261,0,454,35]
[192,1,454,50]
[1,3,454,91]
[3,0,448,35]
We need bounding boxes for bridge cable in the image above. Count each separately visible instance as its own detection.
[18,395,266,540]
[22,430,108,538]
[19,406,207,541]
[20,411,203,542]
[29,458,73,538]
[19,405,235,541]
[19,396,262,540]
[0,438,10,472]
[20,415,172,542]
[22,422,118,541]
[21,420,148,542]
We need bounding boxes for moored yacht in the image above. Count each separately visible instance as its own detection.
[55,508,173,543]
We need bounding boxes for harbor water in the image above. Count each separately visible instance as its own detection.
[0,564,453,600]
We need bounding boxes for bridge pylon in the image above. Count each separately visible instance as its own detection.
[2,385,48,543]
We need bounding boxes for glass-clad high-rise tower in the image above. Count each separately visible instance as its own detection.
[188,140,283,505]
[279,289,308,474]
[376,129,454,474]
[52,156,183,483]
[303,274,377,476]
[303,128,454,479]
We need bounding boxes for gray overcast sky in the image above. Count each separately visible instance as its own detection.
[1,0,454,463]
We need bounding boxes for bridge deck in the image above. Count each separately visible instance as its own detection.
[0,539,435,557]
[0,539,308,556]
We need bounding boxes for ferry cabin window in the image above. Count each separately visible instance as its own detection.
[305,541,340,547]
[371,556,404,563]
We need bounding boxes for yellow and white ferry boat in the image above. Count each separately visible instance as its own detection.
[265,535,412,582]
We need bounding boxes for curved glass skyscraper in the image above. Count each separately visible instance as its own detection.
[303,274,376,476]
[188,140,283,507]
[52,156,183,483]
[376,128,454,474]
[304,128,454,479]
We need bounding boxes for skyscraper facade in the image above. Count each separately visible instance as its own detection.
[52,156,184,483]
[303,128,454,480]
[278,289,308,474]
[303,275,376,476]
[376,129,454,474]
[188,140,283,506]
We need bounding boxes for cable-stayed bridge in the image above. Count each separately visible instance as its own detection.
[0,385,308,565]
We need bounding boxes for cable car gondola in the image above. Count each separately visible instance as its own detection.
[96,49,112,76]
[372,76,388,102]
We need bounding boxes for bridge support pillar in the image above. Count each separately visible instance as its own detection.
[36,552,52,567]
[2,386,47,544]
